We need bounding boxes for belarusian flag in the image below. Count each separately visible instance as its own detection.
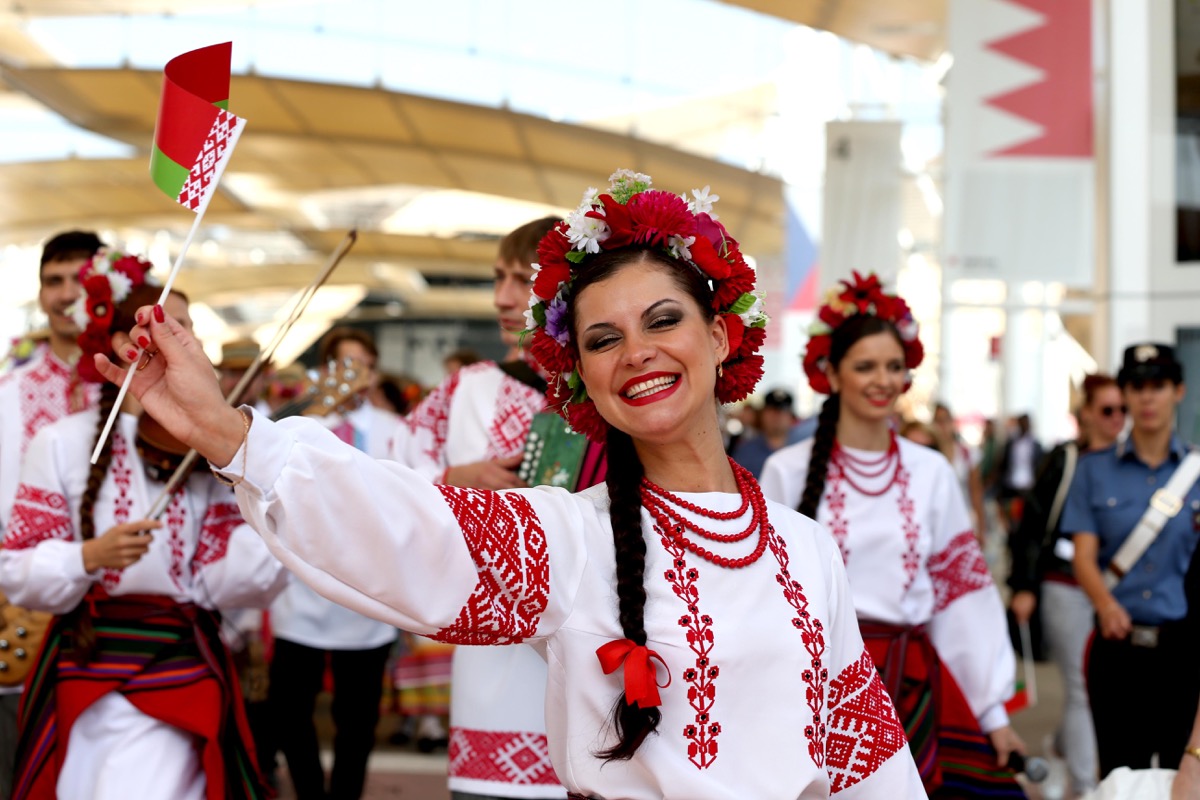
[149,42,246,211]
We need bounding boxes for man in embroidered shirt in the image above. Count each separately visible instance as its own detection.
[1064,342,1200,778]
[0,230,104,798]
[401,217,569,800]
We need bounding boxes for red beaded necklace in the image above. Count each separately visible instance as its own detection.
[831,434,902,496]
[639,458,769,568]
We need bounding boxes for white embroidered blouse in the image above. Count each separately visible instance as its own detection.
[219,412,925,799]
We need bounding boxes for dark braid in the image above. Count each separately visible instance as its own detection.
[79,380,120,542]
[596,427,660,761]
[797,395,840,519]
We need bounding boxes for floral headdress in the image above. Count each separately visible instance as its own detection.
[803,271,923,396]
[522,169,769,441]
[69,249,160,383]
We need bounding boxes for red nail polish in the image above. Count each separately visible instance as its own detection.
[126,348,139,361]
[136,310,146,326]
[153,304,165,323]
[137,335,151,349]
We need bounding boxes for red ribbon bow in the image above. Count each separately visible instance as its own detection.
[596,638,671,709]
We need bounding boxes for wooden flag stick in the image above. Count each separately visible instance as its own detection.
[144,230,357,519]
[91,119,247,465]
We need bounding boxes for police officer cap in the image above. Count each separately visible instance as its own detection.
[762,388,795,411]
[1116,342,1183,386]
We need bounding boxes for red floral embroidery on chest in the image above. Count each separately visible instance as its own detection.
[824,466,922,592]
[654,521,829,771]
[18,360,74,455]
[407,370,461,461]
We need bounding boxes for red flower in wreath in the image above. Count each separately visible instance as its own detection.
[528,328,575,378]
[716,353,763,404]
[627,190,696,247]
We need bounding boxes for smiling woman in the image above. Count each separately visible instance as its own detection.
[761,273,1026,797]
[96,170,924,799]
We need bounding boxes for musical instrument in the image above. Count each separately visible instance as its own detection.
[0,594,52,687]
[518,413,590,491]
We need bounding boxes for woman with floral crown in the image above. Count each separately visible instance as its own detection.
[98,171,924,799]
[0,251,287,800]
[760,274,1026,797]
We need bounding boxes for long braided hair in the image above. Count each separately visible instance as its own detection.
[797,315,904,519]
[565,247,718,761]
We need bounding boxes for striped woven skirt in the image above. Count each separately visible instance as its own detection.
[13,591,266,800]
[860,620,1027,798]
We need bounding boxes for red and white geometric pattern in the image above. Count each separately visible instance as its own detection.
[4,484,72,550]
[928,530,993,612]
[176,108,242,211]
[448,727,559,785]
[193,501,241,571]
[825,649,908,793]
[407,369,461,464]
[15,356,91,456]
[432,487,548,645]
[484,377,542,460]
[765,525,827,768]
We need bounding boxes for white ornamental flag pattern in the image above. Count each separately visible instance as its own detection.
[176,108,243,211]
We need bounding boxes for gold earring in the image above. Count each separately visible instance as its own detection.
[717,363,724,378]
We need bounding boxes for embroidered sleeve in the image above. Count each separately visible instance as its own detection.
[927,530,993,611]
[825,649,909,794]
[430,486,549,645]
[4,484,73,550]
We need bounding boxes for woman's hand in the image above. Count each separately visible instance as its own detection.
[444,454,528,490]
[1010,590,1037,625]
[988,725,1025,768]
[81,519,161,573]
[95,304,246,467]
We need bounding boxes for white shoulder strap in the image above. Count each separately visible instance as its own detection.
[1104,449,1200,589]
[1046,442,1078,536]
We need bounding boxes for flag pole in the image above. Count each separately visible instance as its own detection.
[143,229,357,519]
[90,118,248,465]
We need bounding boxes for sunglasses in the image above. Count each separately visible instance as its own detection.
[1099,405,1127,417]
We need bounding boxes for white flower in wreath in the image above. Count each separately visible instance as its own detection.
[524,292,540,330]
[566,210,610,254]
[738,291,767,327]
[579,186,600,208]
[69,300,90,331]
[106,270,134,303]
[668,234,695,262]
[688,185,720,218]
[609,168,652,187]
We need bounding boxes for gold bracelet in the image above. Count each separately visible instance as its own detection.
[210,408,251,488]
[1187,746,1200,763]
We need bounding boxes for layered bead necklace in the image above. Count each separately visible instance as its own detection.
[640,458,768,568]
[830,433,902,496]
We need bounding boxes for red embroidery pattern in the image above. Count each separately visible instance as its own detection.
[447,727,559,786]
[894,467,921,592]
[765,525,827,767]
[102,433,136,591]
[484,377,542,460]
[164,492,188,590]
[928,530,993,612]
[825,649,908,793]
[823,469,850,562]
[657,526,721,769]
[4,485,72,550]
[193,501,241,571]
[431,488,548,645]
[17,357,73,455]
[406,368,462,463]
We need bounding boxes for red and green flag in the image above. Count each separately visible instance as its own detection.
[150,41,246,211]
